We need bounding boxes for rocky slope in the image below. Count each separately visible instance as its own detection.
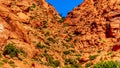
[0,0,120,68]
[64,0,120,67]
[0,0,61,68]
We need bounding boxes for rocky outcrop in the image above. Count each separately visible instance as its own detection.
[0,0,60,68]
[0,0,120,68]
[65,0,120,44]
[64,0,120,67]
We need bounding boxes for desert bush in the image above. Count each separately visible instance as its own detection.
[89,55,98,60]
[29,3,36,11]
[65,35,72,42]
[58,17,65,23]
[85,62,91,68]
[3,43,19,57]
[63,50,75,55]
[0,62,4,67]
[3,43,27,58]
[64,58,81,68]
[47,37,56,44]
[44,54,60,67]
[93,60,120,68]
[36,42,46,49]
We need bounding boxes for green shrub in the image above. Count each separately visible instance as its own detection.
[45,32,50,37]
[2,59,8,63]
[8,60,17,68]
[64,58,81,68]
[62,42,68,48]
[3,43,19,57]
[75,54,81,56]
[19,49,27,57]
[44,54,60,67]
[0,54,2,58]
[58,17,65,23]
[43,21,47,28]
[89,55,98,60]
[3,43,27,58]
[29,3,36,11]
[70,44,74,48]
[45,42,50,46]
[0,61,4,67]
[65,58,76,65]
[47,37,56,44]
[63,51,71,55]
[93,60,120,68]
[63,50,75,55]
[36,42,46,49]
[85,62,91,68]
[53,60,60,67]
[45,54,53,64]
[65,35,72,42]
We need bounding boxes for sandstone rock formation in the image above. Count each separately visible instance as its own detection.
[0,0,120,68]
[64,0,120,67]
[0,0,60,68]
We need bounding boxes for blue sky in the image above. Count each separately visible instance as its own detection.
[46,0,84,17]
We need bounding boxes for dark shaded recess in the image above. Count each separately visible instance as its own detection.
[112,45,120,51]
[31,63,35,67]
[79,18,83,21]
[105,17,110,21]
[68,12,77,18]
[24,7,30,12]
[90,22,97,31]
[105,23,114,38]
[7,4,11,7]
[86,40,91,45]
[73,30,82,36]
[4,16,11,23]
[105,11,120,21]
[93,2,98,7]
[102,9,109,17]
[111,14,120,18]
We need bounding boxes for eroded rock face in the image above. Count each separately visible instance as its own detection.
[65,0,120,42]
[0,0,60,43]
[1,0,120,68]
[0,0,61,68]
[65,0,120,26]
[63,0,120,66]
[0,18,9,46]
